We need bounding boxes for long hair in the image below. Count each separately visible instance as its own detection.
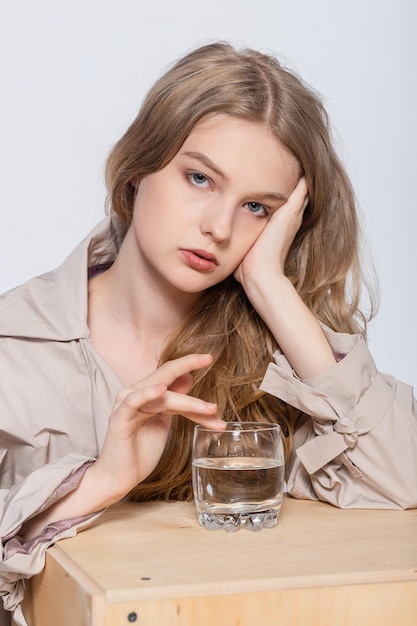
[105,42,375,501]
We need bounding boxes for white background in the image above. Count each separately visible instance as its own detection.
[0,0,416,388]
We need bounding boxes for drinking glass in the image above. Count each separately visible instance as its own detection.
[192,422,285,532]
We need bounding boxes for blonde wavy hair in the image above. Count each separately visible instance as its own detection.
[105,42,375,501]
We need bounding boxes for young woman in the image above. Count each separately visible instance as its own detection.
[1,42,416,625]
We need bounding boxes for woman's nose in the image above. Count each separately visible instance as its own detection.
[200,203,234,243]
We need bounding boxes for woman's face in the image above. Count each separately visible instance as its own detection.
[128,114,300,296]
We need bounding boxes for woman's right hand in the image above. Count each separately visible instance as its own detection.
[89,353,224,505]
[20,354,223,540]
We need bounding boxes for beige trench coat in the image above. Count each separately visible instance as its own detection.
[1,216,416,625]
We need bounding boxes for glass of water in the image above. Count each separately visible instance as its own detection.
[192,421,285,532]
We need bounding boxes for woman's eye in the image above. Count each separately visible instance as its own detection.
[245,201,269,217]
[188,172,210,187]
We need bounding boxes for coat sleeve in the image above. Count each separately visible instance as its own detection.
[260,326,417,510]
[0,454,102,626]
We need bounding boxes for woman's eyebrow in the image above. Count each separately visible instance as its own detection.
[250,191,288,203]
[182,151,226,179]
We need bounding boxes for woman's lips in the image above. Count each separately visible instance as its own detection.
[179,249,218,272]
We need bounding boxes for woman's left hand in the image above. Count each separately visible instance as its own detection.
[234,176,309,291]
[233,176,336,379]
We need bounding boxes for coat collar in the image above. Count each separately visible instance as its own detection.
[0,215,128,340]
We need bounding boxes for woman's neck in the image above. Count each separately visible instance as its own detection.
[87,236,200,386]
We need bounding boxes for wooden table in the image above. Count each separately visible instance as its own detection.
[22,496,417,626]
